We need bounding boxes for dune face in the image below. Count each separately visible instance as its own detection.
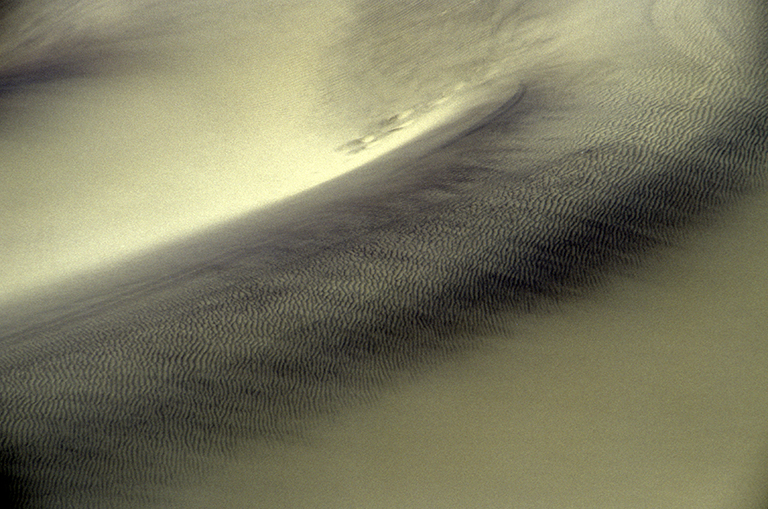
[1,1,768,508]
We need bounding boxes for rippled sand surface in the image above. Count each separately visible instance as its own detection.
[1,1,767,507]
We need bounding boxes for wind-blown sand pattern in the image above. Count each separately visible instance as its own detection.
[1,1,768,507]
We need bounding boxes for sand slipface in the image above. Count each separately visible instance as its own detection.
[1,0,768,508]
